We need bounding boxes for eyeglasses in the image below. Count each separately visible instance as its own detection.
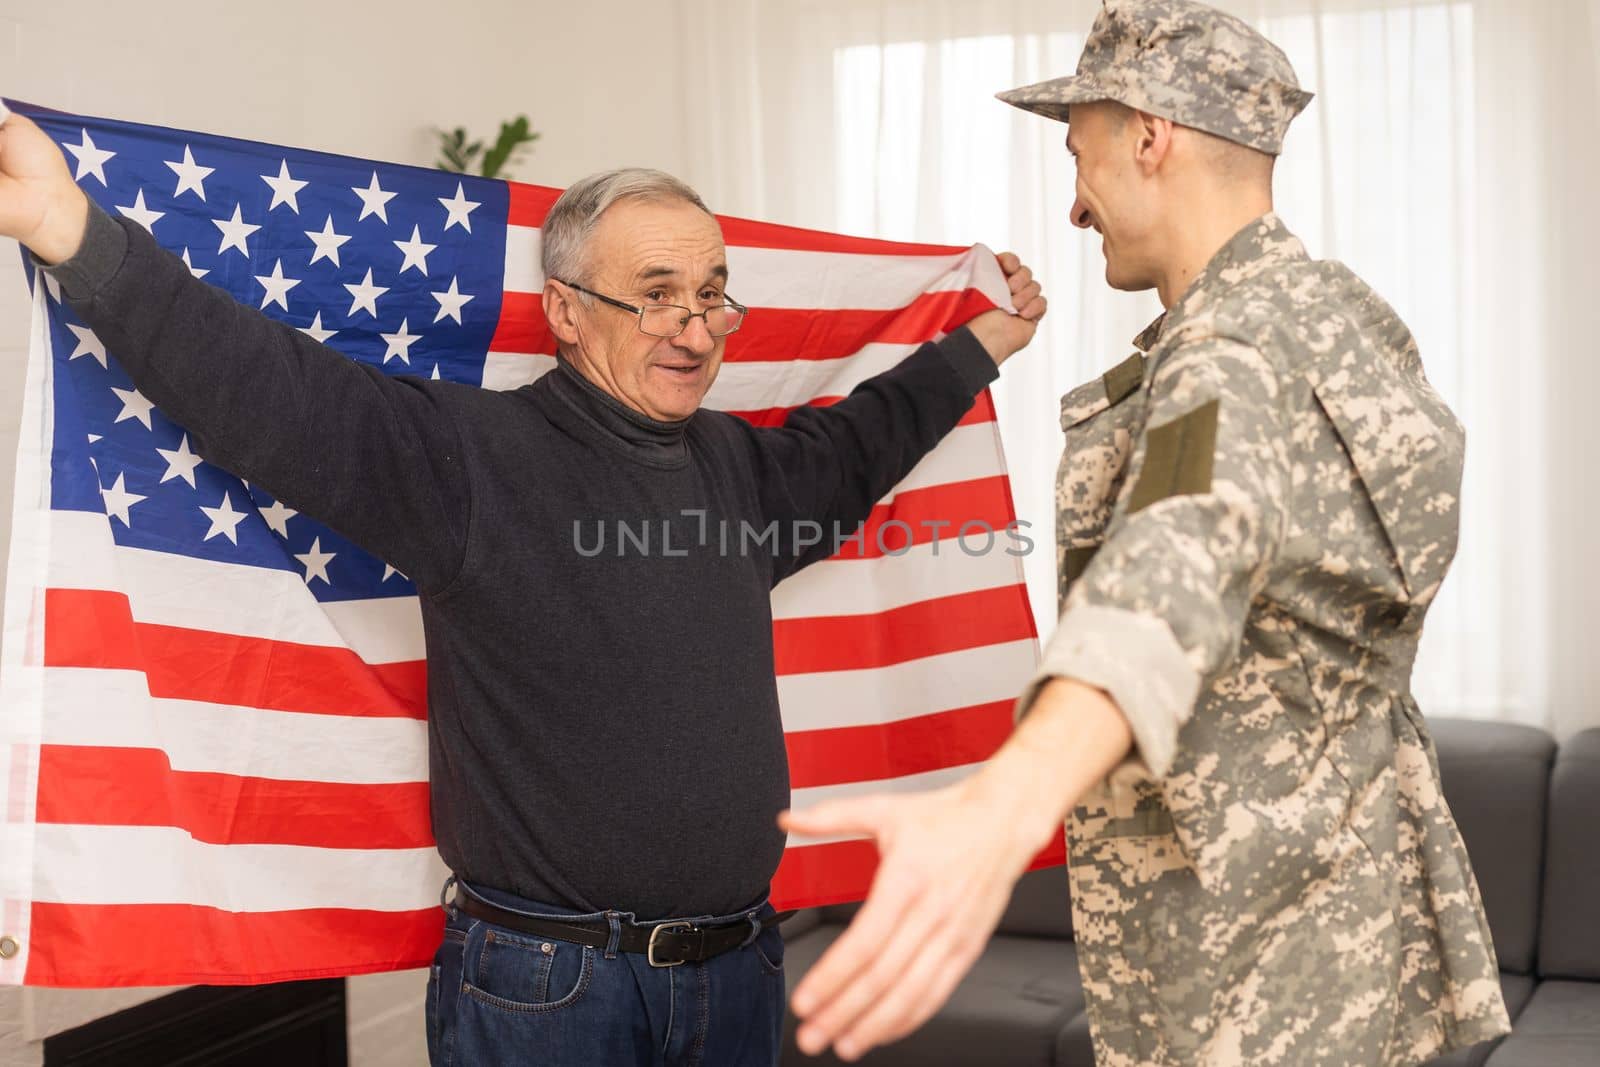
[559,281,748,339]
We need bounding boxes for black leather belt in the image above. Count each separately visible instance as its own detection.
[456,890,795,968]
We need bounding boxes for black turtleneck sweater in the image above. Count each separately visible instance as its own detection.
[42,202,1000,919]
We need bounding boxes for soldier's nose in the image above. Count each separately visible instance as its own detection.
[1070,200,1094,230]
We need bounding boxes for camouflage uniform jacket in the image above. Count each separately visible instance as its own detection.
[1021,214,1512,1065]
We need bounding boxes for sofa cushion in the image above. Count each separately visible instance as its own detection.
[1483,980,1600,1066]
[995,864,1073,940]
[779,924,1084,1066]
[779,908,823,940]
[819,901,862,925]
[1055,1010,1097,1066]
[1428,718,1555,975]
[1420,972,1535,1067]
[1538,727,1600,979]
[1501,974,1539,1025]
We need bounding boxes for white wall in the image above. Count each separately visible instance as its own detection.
[0,2,689,1063]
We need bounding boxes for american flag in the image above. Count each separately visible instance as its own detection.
[0,99,1062,988]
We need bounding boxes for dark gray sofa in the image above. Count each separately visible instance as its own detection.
[778,718,1600,1065]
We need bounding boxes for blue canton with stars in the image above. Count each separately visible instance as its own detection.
[12,100,510,602]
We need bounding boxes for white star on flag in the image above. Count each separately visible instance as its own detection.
[156,434,204,487]
[165,146,214,201]
[259,498,297,538]
[298,311,337,344]
[382,564,407,582]
[116,189,164,233]
[431,276,473,324]
[393,225,437,276]
[254,260,302,311]
[438,182,480,233]
[344,269,389,318]
[381,318,421,364]
[64,128,115,185]
[200,492,249,545]
[352,171,396,223]
[66,324,108,368]
[295,537,336,586]
[305,215,351,267]
[213,204,261,257]
[180,248,210,279]
[262,159,309,213]
[100,472,146,528]
[111,385,155,429]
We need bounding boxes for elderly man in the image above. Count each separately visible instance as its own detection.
[0,114,1043,1064]
[785,2,1511,1064]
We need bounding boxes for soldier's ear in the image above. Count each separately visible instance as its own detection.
[1132,110,1174,174]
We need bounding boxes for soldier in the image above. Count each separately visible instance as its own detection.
[781,1,1512,1064]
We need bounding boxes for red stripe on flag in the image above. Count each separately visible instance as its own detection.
[725,293,999,360]
[35,746,432,849]
[714,215,971,256]
[44,589,427,719]
[838,475,1020,562]
[505,182,970,256]
[770,839,880,911]
[724,387,997,429]
[488,289,998,360]
[43,575,1024,712]
[486,300,550,358]
[504,182,563,228]
[770,833,1066,911]
[784,700,1018,790]
[774,586,1035,675]
[24,902,443,988]
[969,388,996,424]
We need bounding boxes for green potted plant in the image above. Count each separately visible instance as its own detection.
[435,115,539,179]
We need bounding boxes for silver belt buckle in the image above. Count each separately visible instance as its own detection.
[647,921,695,968]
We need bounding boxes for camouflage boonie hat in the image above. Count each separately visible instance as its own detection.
[997,0,1313,155]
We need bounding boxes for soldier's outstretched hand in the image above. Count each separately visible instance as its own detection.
[777,776,1049,1061]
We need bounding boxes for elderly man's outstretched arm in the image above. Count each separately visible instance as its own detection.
[0,112,471,592]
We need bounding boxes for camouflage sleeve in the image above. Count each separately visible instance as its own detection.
[1016,335,1289,778]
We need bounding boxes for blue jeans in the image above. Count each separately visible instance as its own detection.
[426,877,786,1065]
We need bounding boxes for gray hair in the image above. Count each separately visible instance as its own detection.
[541,168,715,291]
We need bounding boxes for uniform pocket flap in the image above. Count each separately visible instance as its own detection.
[1060,377,1111,430]
[1305,353,1465,601]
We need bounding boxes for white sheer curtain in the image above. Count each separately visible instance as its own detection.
[679,0,1600,736]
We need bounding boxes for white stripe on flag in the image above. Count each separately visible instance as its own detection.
[705,343,930,411]
[481,352,554,391]
[771,540,1025,620]
[890,423,1007,496]
[481,342,944,410]
[41,628,1031,782]
[502,227,988,309]
[30,823,446,910]
[40,668,428,783]
[42,420,1014,662]
[44,517,1023,661]
[0,280,61,983]
[775,638,1038,734]
[45,511,426,664]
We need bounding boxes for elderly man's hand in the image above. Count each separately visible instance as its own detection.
[0,111,90,265]
[777,772,1060,1061]
[967,251,1046,366]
